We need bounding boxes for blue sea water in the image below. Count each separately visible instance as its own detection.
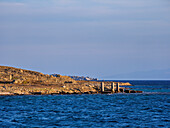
[0,80,170,128]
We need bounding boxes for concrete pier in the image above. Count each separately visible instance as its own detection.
[116,83,120,92]
[101,82,104,92]
[111,82,115,92]
[99,81,141,94]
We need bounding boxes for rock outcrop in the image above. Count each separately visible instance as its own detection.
[0,66,100,95]
[0,66,141,95]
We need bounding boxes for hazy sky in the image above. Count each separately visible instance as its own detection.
[0,0,170,80]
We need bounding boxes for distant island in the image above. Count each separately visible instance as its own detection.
[52,74,98,81]
[0,66,142,95]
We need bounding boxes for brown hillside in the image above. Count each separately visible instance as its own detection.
[0,66,75,85]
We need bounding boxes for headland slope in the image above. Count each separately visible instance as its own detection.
[0,66,139,95]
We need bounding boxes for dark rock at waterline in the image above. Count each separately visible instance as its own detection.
[31,92,42,95]
[119,88,124,92]
[136,90,143,93]
[130,90,136,93]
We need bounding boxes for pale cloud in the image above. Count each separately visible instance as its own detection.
[92,0,161,7]
[0,1,113,16]
[0,0,169,19]
[52,0,78,5]
[0,2,25,6]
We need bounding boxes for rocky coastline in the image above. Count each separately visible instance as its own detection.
[0,66,142,96]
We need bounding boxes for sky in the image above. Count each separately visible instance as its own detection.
[0,0,170,80]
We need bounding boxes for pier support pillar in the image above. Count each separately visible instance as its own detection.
[101,82,104,92]
[111,82,115,93]
[116,83,120,92]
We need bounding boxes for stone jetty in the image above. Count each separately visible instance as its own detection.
[0,66,142,96]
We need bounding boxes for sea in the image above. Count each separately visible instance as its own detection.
[0,80,169,128]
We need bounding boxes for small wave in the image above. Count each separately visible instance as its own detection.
[142,92,170,95]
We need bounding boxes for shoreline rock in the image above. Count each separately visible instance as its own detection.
[0,65,142,96]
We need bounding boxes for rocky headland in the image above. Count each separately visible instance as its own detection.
[0,66,141,96]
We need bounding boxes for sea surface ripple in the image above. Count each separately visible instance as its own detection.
[0,93,169,127]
